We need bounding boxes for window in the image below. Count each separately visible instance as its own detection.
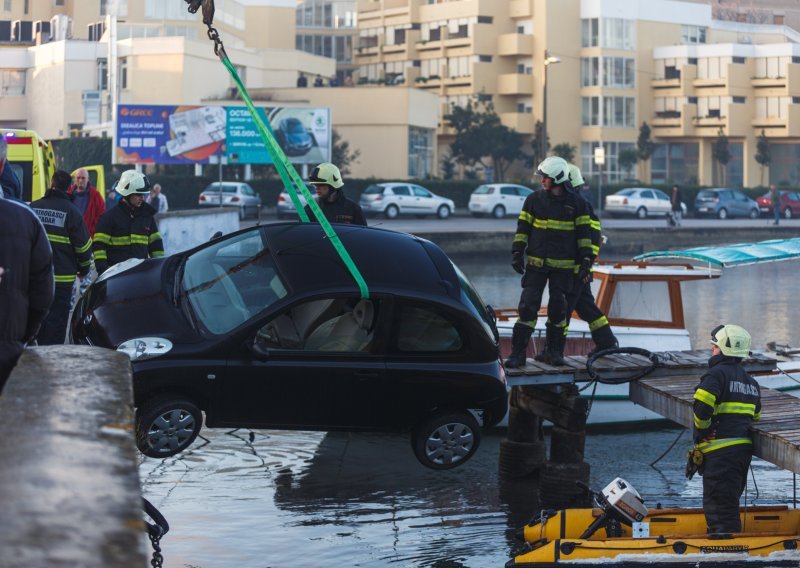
[681,24,706,44]
[392,186,411,196]
[602,18,634,50]
[603,57,635,88]
[54,0,65,5]
[183,231,286,335]
[500,186,517,196]
[640,190,654,199]
[256,297,378,352]
[580,141,638,183]
[582,18,598,47]
[96,58,107,90]
[412,186,431,198]
[650,142,700,184]
[581,57,599,87]
[582,96,635,127]
[101,0,128,16]
[23,0,28,14]
[3,0,11,11]
[732,56,746,64]
[408,126,433,178]
[144,0,194,20]
[119,57,128,89]
[1,69,25,95]
[394,304,462,352]
[582,97,600,126]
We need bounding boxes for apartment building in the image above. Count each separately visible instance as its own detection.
[295,0,359,84]
[355,0,800,187]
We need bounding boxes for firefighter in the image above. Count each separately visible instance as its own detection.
[30,170,93,345]
[93,170,164,275]
[304,162,367,226]
[692,324,761,534]
[560,163,618,357]
[504,156,593,368]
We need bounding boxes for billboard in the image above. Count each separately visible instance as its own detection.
[116,104,331,165]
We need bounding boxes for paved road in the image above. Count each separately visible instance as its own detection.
[245,209,800,233]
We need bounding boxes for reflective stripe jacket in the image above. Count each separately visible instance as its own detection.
[693,354,761,453]
[93,200,164,274]
[31,189,93,286]
[512,188,593,272]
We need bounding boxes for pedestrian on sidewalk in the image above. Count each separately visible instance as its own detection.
[669,184,684,228]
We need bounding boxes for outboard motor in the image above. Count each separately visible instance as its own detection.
[579,477,648,539]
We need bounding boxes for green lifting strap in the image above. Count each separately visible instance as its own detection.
[188,1,369,299]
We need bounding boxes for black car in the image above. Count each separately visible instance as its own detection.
[70,223,507,469]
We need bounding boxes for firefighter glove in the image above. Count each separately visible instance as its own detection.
[577,257,593,284]
[685,447,705,480]
[512,252,525,275]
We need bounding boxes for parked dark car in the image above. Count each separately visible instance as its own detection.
[756,190,800,219]
[275,117,314,156]
[694,188,760,219]
[70,223,507,470]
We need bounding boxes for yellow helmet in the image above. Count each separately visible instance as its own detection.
[536,156,569,185]
[568,163,585,187]
[710,324,751,358]
[308,162,344,189]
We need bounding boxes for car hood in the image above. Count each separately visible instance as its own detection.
[287,133,311,144]
[80,257,203,348]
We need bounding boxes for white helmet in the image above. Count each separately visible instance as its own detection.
[116,170,151,197]
[536,156,569,185]
[710,324,751,358]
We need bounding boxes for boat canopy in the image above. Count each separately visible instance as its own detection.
[633,237,800,268]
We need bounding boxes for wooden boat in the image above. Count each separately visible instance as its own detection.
[496,238,800,426]
[509,478,800,567]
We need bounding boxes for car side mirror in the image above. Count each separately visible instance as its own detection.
[248,339,270,361]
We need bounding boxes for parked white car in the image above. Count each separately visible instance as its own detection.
[604,187,687,219]
[198,182,262,220]
[276,183,315,219]
[468,184,534,218]
[359,182,455,219]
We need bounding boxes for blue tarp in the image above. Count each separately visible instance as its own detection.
[633,238,800,268]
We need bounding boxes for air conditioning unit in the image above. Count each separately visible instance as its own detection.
[11,20,33,42]
[81,90,101,102]
[50,14,71,41]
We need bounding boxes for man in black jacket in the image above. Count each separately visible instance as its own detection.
[692,324,761,534]
[504,156,593,368]
[0,136,54,390]
[93,170,164,275]
[31,170,93,344]
[304,162,367,226]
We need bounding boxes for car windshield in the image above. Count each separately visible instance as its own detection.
[451,262,496,342]
[182,230,287,335]
[286,121,305,134]
[205,184,238,193]
[363,185,384,194]
[473,185,493,195]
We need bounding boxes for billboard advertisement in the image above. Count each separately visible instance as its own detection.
[116,104,331,165]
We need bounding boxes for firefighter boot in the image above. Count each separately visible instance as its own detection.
[587,325,619,357]
[541,323,566,367]
[504,323,533,368]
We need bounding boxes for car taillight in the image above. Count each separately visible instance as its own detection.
[714,198,720,203]
[278,194,286,203]
[374,195,383,201]
[199,194,206,202]
[231,196,240,202]
[623,198,628,205]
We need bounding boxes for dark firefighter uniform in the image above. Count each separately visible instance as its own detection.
[304,191,367,226]
[31,188,93,345]
[563,190,617,353]
[93,200,164,274]
[693,354,761,533]
[512,187,593,357]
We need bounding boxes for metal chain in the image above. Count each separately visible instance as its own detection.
[206,24,227,59]
[148,528,164,568]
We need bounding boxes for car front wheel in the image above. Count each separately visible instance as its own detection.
[437,205,451,219]
[492,205,506,219]
[136,396,203,458]
[384,204,400,219]
[717,208,728,220]
[636,207,647,219]
[749,208,759,219]
[785,208,793,219]
[411,411,481,470]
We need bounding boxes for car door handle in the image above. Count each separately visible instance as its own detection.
[355,370,380,378]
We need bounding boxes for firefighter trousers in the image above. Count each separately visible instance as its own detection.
[517,270,573,327]
[702,445,752,533]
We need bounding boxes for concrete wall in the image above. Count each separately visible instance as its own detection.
[0,345,148,567]
[157,208,240,255]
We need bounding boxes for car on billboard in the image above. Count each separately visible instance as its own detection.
[274,117,315,156]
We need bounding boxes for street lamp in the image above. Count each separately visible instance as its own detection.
[541,51,561,161]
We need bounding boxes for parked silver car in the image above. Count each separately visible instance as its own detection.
[199,182,262,220]
[604,187,686,219]
[359,182,455,219]
[276,183,316,219]
[468,183,534,218]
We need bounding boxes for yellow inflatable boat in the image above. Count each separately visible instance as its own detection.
[509,478,800,567]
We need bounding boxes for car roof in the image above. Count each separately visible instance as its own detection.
[261,223,460,300]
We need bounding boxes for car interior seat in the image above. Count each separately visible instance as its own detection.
[304,299,376,352]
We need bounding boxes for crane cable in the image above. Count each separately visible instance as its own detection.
[184,0,369,299]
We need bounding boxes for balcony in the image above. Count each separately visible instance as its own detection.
[751,64,800,96]
[416,37,443,53]
[500,111,535,133]
[419,0,496,20]
[692,103,750,137]
[752,105,800,137]
[497,33,533,56]
[650,104,697,137]
[650,65,696,96]
[693,63,751,97]
[509,0,533,18]
[472,62,497,92]
[497,73,533,95]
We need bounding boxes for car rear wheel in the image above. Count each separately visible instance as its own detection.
[136,396,203,458]
[785,208,793,219]
[437,205,451,219]
[749,208,759,219]
[717,208,728,220]
[384,204,399,219]
[636,207,647,219]
[492,205,506,219]
[411,411,481,470]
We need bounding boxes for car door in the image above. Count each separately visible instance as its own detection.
[638,189,656,216]
[731,190,750,217]
[217,296,388,429]
[513,187,533,215]
[391,185,411,214]
[653,189,671,214]
[499,186,519,215]
[412,185,436,214]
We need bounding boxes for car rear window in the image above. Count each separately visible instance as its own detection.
[696,190,716,199]
[205,184,238,193]
[473,185,493,195]
[182,230,287,335]
[452,262,496,341]
[362,185,384,195]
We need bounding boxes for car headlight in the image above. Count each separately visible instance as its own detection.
[117,337,173,361]
[96,258,145,284]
